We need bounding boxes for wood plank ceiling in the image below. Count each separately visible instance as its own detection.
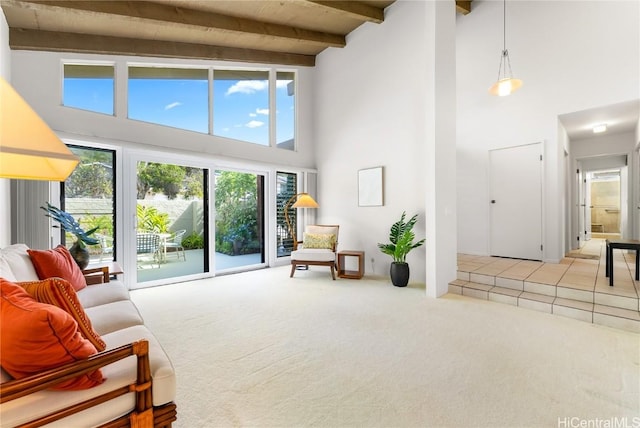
[1,0,472,67]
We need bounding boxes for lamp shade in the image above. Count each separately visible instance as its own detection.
[488,77,523,97]
[0,78,79,181]
[292,193,319,208]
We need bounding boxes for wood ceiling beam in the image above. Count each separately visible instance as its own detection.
[10,0,346,48]
[456,1,472,15]
[9,28,316,67]
[304,1,385,24]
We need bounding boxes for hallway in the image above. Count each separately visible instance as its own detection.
[450,239,639,333]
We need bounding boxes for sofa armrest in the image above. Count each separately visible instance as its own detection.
[82,266,110,285]
[1,340,153,427]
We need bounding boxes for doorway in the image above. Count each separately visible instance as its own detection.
[575,154,629,247]
[585,170,621,240]
[133,160,209,287]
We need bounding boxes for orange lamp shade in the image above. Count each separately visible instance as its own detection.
[0,78,79,181]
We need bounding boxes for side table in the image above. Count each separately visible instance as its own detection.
[338,250,365,279]
[82,261,124,285]
[605,239,640,286]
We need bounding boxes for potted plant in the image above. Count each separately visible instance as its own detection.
[41,202,99,269]
[377,211,425,287]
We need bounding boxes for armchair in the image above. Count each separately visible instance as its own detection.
[96,233,113,262]
[162,230,186,261]
[290,225,339,280]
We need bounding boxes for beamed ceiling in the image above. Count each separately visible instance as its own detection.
[1,0,472,67]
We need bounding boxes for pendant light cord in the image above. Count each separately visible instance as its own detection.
[503,0,506,52]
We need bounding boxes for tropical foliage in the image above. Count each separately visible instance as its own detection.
[182,232,204,250]
[378,212,425,263]
[136,205,170,233]
[215,171,260,255]
[41,202,100,247]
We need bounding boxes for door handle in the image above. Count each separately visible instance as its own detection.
[491,200,496,204]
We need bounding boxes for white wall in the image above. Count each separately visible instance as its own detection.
[456,0,639,261]
[10,51,316,170]
[636,118,640,239]
[0,9,10,247]
[313,0,457,293]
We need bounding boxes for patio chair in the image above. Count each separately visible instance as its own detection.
[290,225,339,280]
[97,233,113,261]
[136,232,161,268]
[162,229,186,261]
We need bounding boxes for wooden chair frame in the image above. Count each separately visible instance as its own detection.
[0,340,177,428]
[290,225,339,280]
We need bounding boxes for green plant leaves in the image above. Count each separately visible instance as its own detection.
[377,211,425,263]
[41,202,99,246]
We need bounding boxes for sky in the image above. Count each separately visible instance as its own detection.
[63,73,295,147]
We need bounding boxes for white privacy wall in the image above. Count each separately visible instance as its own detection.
[313,0,457,293]
[456,0,639,261]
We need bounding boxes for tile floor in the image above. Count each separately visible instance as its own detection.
[449,239,640,333]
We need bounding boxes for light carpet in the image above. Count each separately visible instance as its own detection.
[130,266,639,428]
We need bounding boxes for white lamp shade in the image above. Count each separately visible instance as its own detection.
[488,77,523,97]
[0,78,79,181]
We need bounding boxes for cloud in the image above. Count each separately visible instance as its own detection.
[276,80,292,88]
[245,120,264,128]
[249,113,257,117]
[226,80,268,95]
[164,101,182,110]
[256,108,269,115]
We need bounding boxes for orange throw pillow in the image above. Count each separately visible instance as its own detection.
[0,279,104,390]
[19,277,106,351]
[28,245,87,292]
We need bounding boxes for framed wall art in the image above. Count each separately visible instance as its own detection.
[358,166,384,207]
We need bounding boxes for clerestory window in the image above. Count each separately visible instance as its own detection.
[63,64,115,115]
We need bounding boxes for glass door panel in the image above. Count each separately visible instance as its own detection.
[135,161,208,284]
[62,146,116,264]
[214,170,265,272]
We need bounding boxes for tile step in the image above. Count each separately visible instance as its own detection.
[449,280,640,333]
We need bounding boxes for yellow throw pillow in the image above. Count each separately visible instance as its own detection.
[303,233,336,249]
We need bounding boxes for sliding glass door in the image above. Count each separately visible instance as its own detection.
[214,170,265,272]
[134,160,209,284]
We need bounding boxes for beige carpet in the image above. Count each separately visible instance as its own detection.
[131,266,639,428]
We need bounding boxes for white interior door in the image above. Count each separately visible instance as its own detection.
[489,143,543,260]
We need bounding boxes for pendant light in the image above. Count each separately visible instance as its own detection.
[489,0,523,96]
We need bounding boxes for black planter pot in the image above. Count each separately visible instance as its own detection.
[69,241,90,270]
[390,262,410,287]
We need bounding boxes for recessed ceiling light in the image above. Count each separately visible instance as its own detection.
[593,124,607,133]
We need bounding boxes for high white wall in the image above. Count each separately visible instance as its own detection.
[0,10,10,247]
[10,51,316,170]
[636,118,640,239]
[456,0,639,261]
[313,0,457,293]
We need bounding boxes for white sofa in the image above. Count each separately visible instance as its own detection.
[0,244,177,427]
